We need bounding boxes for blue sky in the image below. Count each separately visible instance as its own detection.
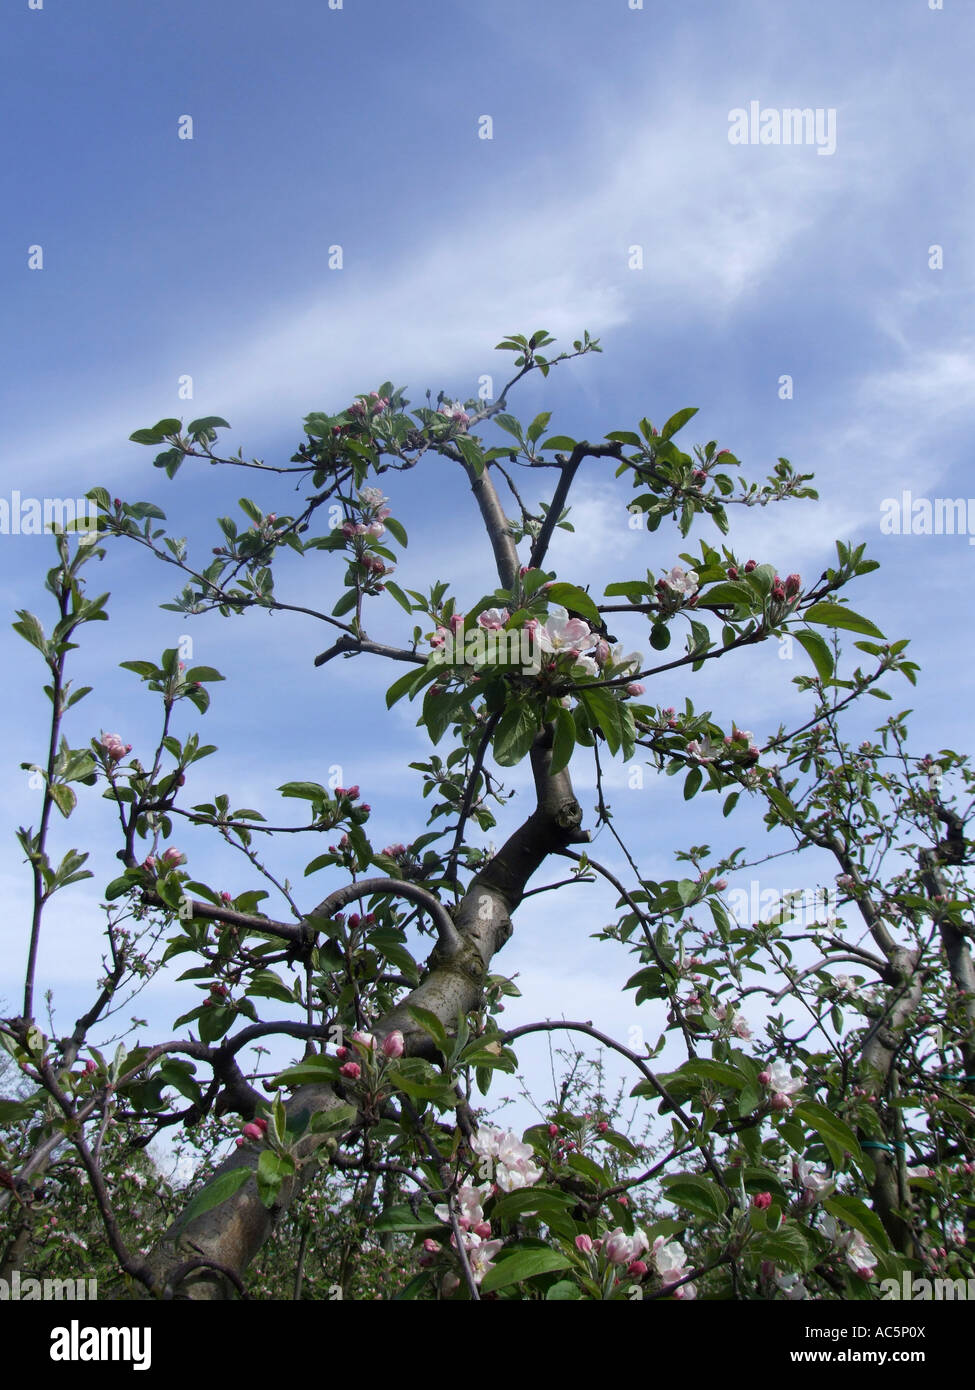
[2,0,973,1149]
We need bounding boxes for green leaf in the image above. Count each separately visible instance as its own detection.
[660,407,698,440]
[824,1194,890,1255]
[383,581,414,615]
[526,411,552,444]
[544,583,601,626]
[752,1222,814,1272]
[578,687,623,756]
[49,783,77,818]
[550,707,576,775]
[792,1101,862,1166]
[374,1203,441,1233]
[700,581,754,608]
[479,1247,572,1293]
[12,611,47,654]
[277,781,327,802]
[269,1056,341,1088]
[385,517,408,548]
[494,414,524,443]
[546,1280,583,1299]
[407,1005,448,1054]
[795,629,835,684]
[540,436,578,452]
[186,416,230,434]
[493,701,539,766]
[0,1097,39,1123]
[803,602,884,640]
[174,1167,252,1231]
[661,1173,727,1219]
[386,663,432,708]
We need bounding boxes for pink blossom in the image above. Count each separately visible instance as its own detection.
[659,565,699,599]
[466,1235,503,1284]
[538,605,596,658]
[100,733,132,763]
[477,608,510,630]
[652,1235,690,1286]
[381,1031,405,1059]
[605,1229,635,1264]
[439,401,470,427]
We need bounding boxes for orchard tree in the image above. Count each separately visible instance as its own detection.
[1,333,972,1301]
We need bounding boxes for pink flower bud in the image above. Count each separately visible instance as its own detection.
[339,1062,361,1080]
[242,1122,263,1141]
[597,1121,609,1133]
[618,1194,629,1207]
[161,847,186,868]
[422,1238,439,1253]
[752,1192,772,1210]
[335,1046,348,1060]
[758,1070,772,1086]
[626,682,645,697]
[714,878,728,891]
[628,1260,648,1277]
[381,1031,405,1059]
[744,559,757,573]
[784,573,801,597]
[219,890,233,904]
[84,1059,97,1074]
[473,1221,492,1239]
[548,1124,559,1138]
[727,565,739,580]
[770,1092,791,1112]
[351,1031,375,1050]
[575,1234,594,1253]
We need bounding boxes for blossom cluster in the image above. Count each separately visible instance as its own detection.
[470,1127,544,1192]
